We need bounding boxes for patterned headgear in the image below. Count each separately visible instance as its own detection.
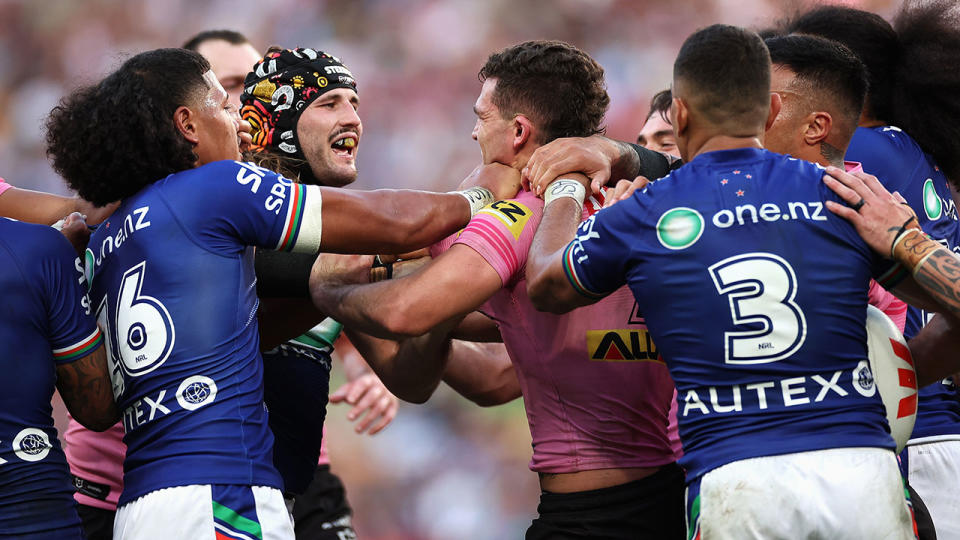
[240,47,358,159]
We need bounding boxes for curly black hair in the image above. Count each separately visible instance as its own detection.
[479,40,608,144]
[45,48,210,206]
[786,2,960,183]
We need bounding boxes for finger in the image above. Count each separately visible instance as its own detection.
[822,174,863,205]
[824,199,861,221]
[591,169,611,195]
[850,170,890,200]
[347,385,382,421]
[602,187,615,208]
[893,191,908,204]
[328,383,350,403]
[366,398,398,435]
[345,378,372,405]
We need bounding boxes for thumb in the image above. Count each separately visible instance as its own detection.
[591,170,611,195]
[329,383,351,403]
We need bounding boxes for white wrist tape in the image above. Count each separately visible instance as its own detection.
[456,187,495,216]
[544,179,587,212]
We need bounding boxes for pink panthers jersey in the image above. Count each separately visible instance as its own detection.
[0,178,11,197]
[64,418,125,511]
[436,190,678,473]
[318,426,329,465]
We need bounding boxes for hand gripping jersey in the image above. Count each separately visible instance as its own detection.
[85,160,323,506]
[564,148,905,481]
[0,218,102,536]
[847,126,960,443]
[436,190,678,474]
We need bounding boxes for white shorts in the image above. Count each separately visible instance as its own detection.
[114,484,294,540]
[687,447,916,540]
[907,439,960,538]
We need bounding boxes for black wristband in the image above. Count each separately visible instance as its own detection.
[889,215,920,259]
[627,143,676,182]
[254,250,314,297]
[372,255,394,280]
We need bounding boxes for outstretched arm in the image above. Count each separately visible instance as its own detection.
[0,184,116,225]
[318,163,520,254]
[56,345,119,431]
[311,244,504,339]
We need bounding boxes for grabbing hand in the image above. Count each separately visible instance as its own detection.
[53,212,91,257]
[310,253,375,288]
[822,166,918,256]
[458,163,522,202]
[329,373,399,435]
[603,176,650,208]
[523,136,624,196]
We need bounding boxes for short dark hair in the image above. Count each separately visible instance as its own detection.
[785,6,897,125]
[182,29,250,51]
[645,89,672,123]
[673,24,771,130]
[765,35,867,142]
[45,48,211,206]
[478,40,608,144]
[787,2,960,183]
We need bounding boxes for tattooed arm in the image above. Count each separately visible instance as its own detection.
[822,166,960,317]
[56,344,119,431]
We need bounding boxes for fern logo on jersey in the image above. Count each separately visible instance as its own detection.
[657,207,704,250]
[923,178,942,220]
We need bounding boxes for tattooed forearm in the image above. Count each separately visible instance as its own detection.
[913,249,960,317]
[56,346,119,431]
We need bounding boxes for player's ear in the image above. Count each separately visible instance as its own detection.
[671,97,688,136]
[513,114,533,151]
[765,92,782,133]
[803,111,832,147]
[174,105,200,145]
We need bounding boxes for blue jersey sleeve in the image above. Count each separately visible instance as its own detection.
[33,228,103,364]
[847,128,916,195]
[563,192,649,298]
[164,160,324,256]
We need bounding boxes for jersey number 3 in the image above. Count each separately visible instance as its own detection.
[709,252,807,364]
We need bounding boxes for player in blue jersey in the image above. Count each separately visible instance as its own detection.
[0,217,117,539]
[523,24,956,538]
[786,4,960,535]
[44,48,518,539]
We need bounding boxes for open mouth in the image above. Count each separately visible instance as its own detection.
[331,134,358,158]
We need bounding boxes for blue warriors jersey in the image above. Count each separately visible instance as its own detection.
[848,126,960,442]
[564,148,903,480]
[85,160,323,505]
[0,219,102,537]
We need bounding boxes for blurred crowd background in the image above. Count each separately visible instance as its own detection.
[7,0,897,537]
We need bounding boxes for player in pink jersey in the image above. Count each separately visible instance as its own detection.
[311,40,684,539]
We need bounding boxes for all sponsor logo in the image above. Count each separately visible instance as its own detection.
[587,329,663,362]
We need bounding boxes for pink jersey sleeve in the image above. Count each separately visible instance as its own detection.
[868,279,908,333]
[0,178,11,197]
[453,191,545,287]
[65,417,126,511]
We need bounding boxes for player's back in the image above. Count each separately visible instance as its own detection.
[0,219,91,538]
[85,160,309,505]
[579,148,899,480]
[848,126,960,443]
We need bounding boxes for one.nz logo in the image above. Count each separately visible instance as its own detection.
[656,207,704,250]
[923,178,943,220]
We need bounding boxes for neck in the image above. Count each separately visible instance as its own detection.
[508,145,538,172]
[686,133,763,161]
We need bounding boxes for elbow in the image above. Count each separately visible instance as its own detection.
[74,408,120,432]
[377,296,437,338]
[526,274,574,314]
